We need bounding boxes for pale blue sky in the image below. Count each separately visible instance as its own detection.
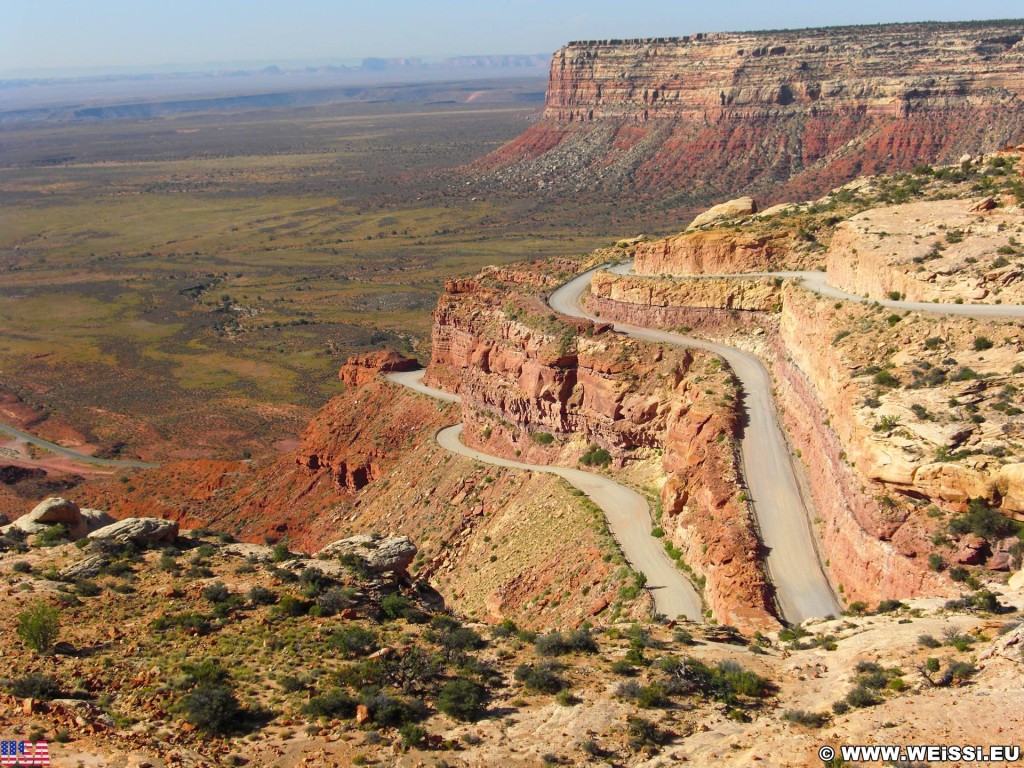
[3,0,1021,75]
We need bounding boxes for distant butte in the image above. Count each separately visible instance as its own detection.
[479,20,1024,205]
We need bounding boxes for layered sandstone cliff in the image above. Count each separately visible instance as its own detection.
[426,271,778,631]
[482,21,1024,204]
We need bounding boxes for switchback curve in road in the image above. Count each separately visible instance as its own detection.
[386,369,705,623]
[550,269,842,624]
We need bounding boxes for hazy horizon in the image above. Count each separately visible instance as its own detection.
[4,0,1022,79]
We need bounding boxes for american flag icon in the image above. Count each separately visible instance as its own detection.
[0,741,50,767]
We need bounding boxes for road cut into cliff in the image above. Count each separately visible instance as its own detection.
[387,368,706,623]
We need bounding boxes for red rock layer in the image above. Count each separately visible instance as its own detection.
[426,276,778,632]
[482,22,1024,202]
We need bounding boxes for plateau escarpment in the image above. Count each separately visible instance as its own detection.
[481,21,1024,206]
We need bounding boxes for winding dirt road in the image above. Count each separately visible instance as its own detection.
[386,369,705,623]
[550,269,842,624]
[0,422,158,469]
[610,264,1024,318]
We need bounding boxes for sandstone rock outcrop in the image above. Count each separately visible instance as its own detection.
[634,230,790,275]
[591,270,778,312]
[689,197,757,229]
[87,517,178,546]
[4,497,87,540]
[318,534,417,575]
[427,273,778,631]
[338,350,418,387]
[826,197,1024,304]
[482,22,1024,204]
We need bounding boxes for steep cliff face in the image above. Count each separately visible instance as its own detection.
[427,272,778,631]
[482,22,1024,204]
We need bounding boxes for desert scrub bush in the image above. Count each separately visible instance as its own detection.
[514,662,567,693]
[176,682,242,734]
[531,431,555,445]
[151,611,211,635]
[873,599,904,614]
[973,336,994,351]
[579,444,613,467]
[316,586,356,615]
[782,709,831,727]
[273,595,312,617]
[614,680,670,708]
[535,628,598,656]
[360,689,428,728]
[436,678,489,721]
[36,523,69,548]
[247,586,277,606]
[11,560,32,574]
[17,600,60,654]
[626,716,667,753]
[949,498,1021,541]
[379,592,425,622]
[73,578,102,597]
[271,541,294,562]
[202,581,231,603]
[844,684,882,708]
[918,634,941,648]
[873,370,900,387]
[4,673,62,700]
[331,626,379,658]
[873,415,900,432]
[301,688,358,719]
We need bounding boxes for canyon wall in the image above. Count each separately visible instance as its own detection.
[427,274,779,631]
[482,21,1024,203]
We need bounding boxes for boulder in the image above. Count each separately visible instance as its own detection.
[5,497,87,540]
[59,555,109,580]
[954,534,987,565]
[81,508,115,533]
[339,350,419,387]
[318,534,417,575]
[689,197,757,229]
[87,517,179,547]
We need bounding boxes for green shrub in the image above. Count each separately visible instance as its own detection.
[399,723,427,748]
[845,685,881,708]
[625,716,666,752]
[75,579,102,597]
[177,683,242,733]
[5,673,62,700]
[514,662,567,693]
[949,498,1020,540]
[332,626,379,658]
[874,599,904,614]
[17,600,60,653]
[973,336,994,351]
[248,586,277,605]
[152,611,210,635]
[579,445,612,467]
[302,688,358,719]
[360,690,427,728]
[531,432,555,445]
[274,595,312,617]
[873,370,900,387]
[436,679,488,722]
[12,561,32,574]
[782,709,830,727]
[271,542,294,562]
[202,581,231,603]
[37,523,69,547]
[379,593,423,622]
